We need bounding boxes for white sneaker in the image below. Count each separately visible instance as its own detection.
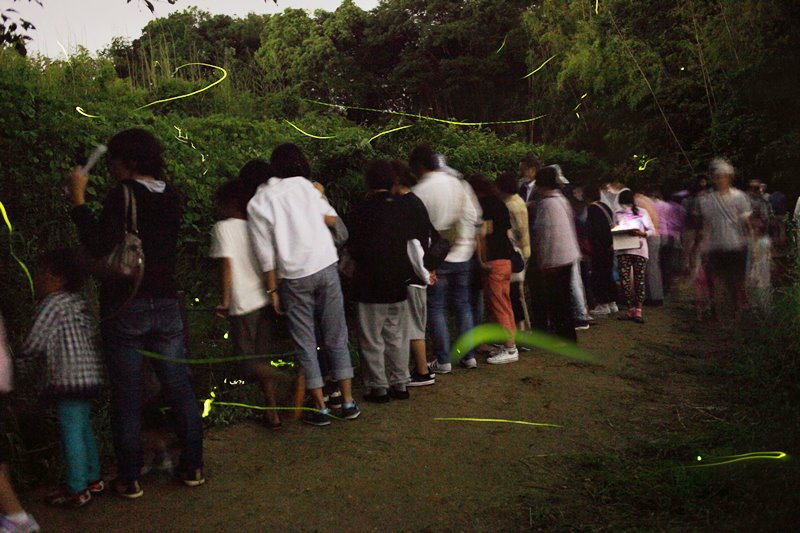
[609,302,619,313]
[459,357,477,369]
[590,304,611,315]
[427,360,452,374]
[487,347,519,365]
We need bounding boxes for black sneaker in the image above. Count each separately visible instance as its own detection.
[363,391,391,403]
[407,372,435,387]
[388,388,410,400]
[112,478,143,499]
[340,402,361,420]
[303,407,331,426]
[178,468,205,487]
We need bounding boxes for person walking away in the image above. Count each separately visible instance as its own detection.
[747,214,772,314]
[584,184,616,315]
[614,190,656,323]
[68,128,204,497]
[349,161,434,401]
[410,145,481,373]
[529,166,581,342]
[468,175,519,364]
[247,143,359,426]
[20,250,104,507]
[497,172,531,334]
[210,178,281,429]
[698,158,752,319]
[390,160,437,387]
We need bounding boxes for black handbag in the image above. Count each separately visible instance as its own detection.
[424,224,451,271]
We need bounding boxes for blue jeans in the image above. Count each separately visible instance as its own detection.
[57,400,100,493]
[279,264,354,390]
[427,260,475,364]
[570,261,590,321]
[101,298,203,482]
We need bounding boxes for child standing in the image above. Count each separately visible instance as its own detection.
[613,190,655,324]
[21,250,104,507]
[210,178,281,428]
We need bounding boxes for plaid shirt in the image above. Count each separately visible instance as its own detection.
[22,292,103,397]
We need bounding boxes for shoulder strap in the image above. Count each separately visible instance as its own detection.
[593,201,614,226]
[710,191,741,228]
[124,184,139,234]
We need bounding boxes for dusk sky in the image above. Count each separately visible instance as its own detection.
[13,0,380,58]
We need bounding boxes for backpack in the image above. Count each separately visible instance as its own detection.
[104,184,145,280]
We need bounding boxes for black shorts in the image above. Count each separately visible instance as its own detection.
[706,249,747,283]
[229,306,274,379]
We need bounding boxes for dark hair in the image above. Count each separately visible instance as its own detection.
[536,166,559,189]
[520,154,541,170]
[238,159,273,193]
[107,128,165,180]
[270,143,311,178]
[408,145,439,174]
[583,183,601,202]
[364,160,396,191]
[40,249,83,292]
[215,179,251,215]
[466,174,498,198]
[495,171,518,195]
[391,160,418,188]
[617,189,639,214]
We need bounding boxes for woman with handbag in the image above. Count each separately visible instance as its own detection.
[613,189,656,323]
[66,128,204,499]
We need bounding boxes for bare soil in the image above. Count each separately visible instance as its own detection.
[25,291,726,531]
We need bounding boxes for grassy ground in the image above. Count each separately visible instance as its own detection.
[21,286,800,531]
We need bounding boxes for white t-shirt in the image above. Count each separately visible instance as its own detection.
[247,176,339,280]
[209,218,268,316]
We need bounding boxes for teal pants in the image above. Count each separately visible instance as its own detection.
[57,399,101,493]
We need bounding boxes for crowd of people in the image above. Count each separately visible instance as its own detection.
[0,127,780,530]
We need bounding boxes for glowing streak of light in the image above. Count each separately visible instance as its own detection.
[56,40,70,62]
[285,119,337,139]
[638,157,657,171]
[450,323,598,363]
[270,359,296,368]
[522,53,559,79]
[596,0,599,15]
[496,34,508,54]
[75,106,102,118]
[434,417,561,428]
[200,394,342,420]
[139,349,297,365]
[308,100,546,127]
[0,200,34,298]
[368,124,413,144]
[685,451,788,468]
[136,63,228,110]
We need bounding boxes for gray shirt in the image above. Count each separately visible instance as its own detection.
[699,188,751,252]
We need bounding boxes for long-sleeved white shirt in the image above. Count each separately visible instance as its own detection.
[412,170,481,263]
[247,176,338,280]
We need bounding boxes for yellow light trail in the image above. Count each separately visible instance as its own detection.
[75,106,102,118]
[285,119,337,139]
[522,53,559,79]
[450,323,599,363]
[140,349,297,365]
[200,391,342,420]
[0,199,34,298]
[638,157,657,171]
[136,63,228,110]
[308,100,546,127]
[496,34,508,54]
[367,124,413,144]
[434,418,561,428]
[686,451,788,468]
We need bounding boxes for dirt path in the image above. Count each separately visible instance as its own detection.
[25,290,722,531]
